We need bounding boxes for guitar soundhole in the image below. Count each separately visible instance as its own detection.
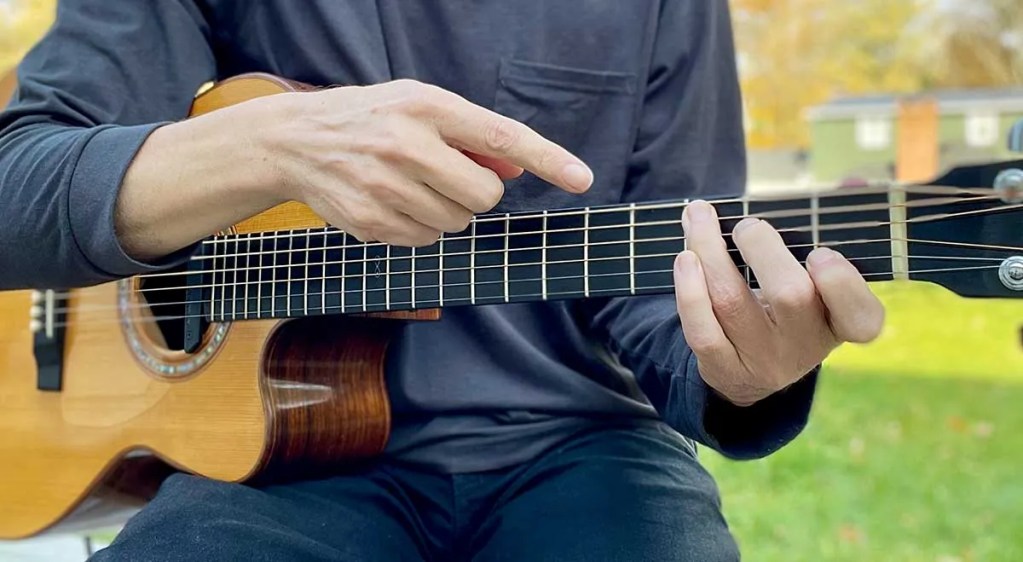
[137,267,189,351]
[117,271,229,379]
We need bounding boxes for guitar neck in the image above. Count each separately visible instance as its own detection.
[197,183,1005,323]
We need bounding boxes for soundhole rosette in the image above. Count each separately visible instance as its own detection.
[118,278,229,379]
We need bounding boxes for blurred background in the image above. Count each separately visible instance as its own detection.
[1,0,1022,560]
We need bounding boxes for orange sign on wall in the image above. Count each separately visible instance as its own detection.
[895,97,940,183]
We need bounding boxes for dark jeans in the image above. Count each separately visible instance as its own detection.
[90,422,739,561]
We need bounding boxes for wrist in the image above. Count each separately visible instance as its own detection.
[234,93,305,206]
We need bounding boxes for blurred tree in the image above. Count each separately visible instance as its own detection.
[909,0,1023,88]
[0,0,56,72]
[733,0,1023,149]
[734,0,924,149]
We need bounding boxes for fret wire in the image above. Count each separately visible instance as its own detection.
[304,230,311,315]
[742,195,750,286]
[503,213,510,303]
[240,234,248,320]
[541,211,548,301]
[811,191,820,249]
[285,230,293,316]
[230,236,238,320]
[172,194,1005,269]
[470,220,477,305]
[254,233,262,318]
[341,232,347,314]
[361,244,368,312]
[439,236,445,307]
[583,207,590,298]
[411,246,417,309]
[682,198,689,250]
[211,237,218,321]
[321,226,329,315]
[628,203,636,296]
[385,244,391,310]
[270,230,277,317]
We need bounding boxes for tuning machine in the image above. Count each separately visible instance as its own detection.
[994,169,1023,204]
[1000,256,1023,291]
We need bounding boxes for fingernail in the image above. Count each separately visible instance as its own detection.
[681,201,713,233]
[732,217,760,235]
[561,163,593,193]
[689,200,713,221]
[675,250,696,272]
[807,247,841,268]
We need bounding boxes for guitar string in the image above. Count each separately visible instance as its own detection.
[127,201,1021,293]
[189,187,1003,251]
[45,235,1023,314]
[65,253,1006,315]
[30,200,1022,305]
[45,263,1007,329]
[54,251,1010,319]
[173,193,1007,266]
[128,237,1017,298]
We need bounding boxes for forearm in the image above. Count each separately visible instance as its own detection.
[116,97,290,261]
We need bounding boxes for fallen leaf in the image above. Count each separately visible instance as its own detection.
[972,422,994,439]
[946,415,968,433]
[838,524,865,545]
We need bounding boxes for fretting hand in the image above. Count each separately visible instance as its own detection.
[673,200,885,407]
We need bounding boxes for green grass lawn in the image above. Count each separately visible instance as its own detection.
[703,282,1023,561]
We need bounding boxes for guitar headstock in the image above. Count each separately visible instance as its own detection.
[906,159,1023,299]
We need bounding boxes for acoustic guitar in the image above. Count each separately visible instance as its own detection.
[1,74,1021,539]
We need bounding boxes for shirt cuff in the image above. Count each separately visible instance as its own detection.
[67,123,198,280]
[675,353,819,460]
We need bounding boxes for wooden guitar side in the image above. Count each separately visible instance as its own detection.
[0,74,424,539]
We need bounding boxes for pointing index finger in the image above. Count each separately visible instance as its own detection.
[430,91,593,193]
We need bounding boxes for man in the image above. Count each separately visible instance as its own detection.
[0,1,883,560]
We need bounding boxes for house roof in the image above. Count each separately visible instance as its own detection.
[806,88,1023,121]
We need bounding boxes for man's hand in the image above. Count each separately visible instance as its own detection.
[266,80,593,247]
[673,200,885,407]
[118,79,592,260]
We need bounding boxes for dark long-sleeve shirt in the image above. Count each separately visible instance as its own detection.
[0,0,817,472]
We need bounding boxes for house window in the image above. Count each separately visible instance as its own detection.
[855,117,891,150]
[965,112,999,148]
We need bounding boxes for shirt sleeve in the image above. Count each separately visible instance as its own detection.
[0,0,217,290]
[583,0,818,460]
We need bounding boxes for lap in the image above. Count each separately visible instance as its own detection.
[89,423,738,562]
[470,424,740,562]
[90,468,435,562]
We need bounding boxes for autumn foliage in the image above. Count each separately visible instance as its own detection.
[734,0,1023,149]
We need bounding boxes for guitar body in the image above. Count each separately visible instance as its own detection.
[0,75,430,539]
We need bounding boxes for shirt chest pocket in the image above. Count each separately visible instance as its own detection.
[491,58,639,212]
